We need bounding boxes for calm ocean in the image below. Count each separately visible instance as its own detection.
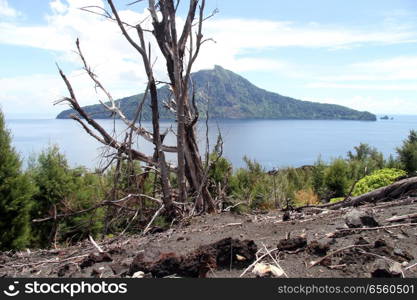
[6,116,417,170]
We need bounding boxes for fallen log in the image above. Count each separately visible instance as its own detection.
[308,177,417,210]
[326,223,417,238]
[386,213,417,223]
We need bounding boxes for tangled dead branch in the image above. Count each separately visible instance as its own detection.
[55,0,222,224]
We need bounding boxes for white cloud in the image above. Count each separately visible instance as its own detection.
[0,0,20,18]
[309,95,417,115]
[1,0,417,115]
[192,18,417,74]
[307,82,417,91]
[0,74,64,116]
[315,56,417,82]
[1,1,416,71]
[0,70,145,118]
[304,55,417,96]
[203,18,416,51]
[50,0,68,14]
[0,0,161,114]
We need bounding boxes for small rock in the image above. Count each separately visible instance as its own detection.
[393,233,408,240]
[148,227,164,234]
[393,248,414,261]
[121,258,133,266]
[345,209,379,228]
[252,263,284,278]
[390,262,404,276]
[307,241,330,256]
[355,237,370,245]
[91,269,102,277]
[236,254,246,261]
[282,211,290,221]
[110,263,128,276]
[132,271,145,278]
[57,263,78,277]
[80,252,113,269]
[371,259,402,278]
[277,236,307,251]
[108,247,126,256]
[374,239,387,248]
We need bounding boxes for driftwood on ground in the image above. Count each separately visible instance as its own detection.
[386,213,417,223]
[308,177,417,210]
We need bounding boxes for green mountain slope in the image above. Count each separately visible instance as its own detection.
[56,65,376,121]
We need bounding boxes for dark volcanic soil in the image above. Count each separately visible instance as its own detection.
[1,198,417,278]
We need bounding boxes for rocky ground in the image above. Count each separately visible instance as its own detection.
[1,197,417,278]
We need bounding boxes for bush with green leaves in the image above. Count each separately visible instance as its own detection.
[397,130,417,174]
[385,154,403,170]
[352,168,406,196]
[312,157,327,198]
[57,167,105,243]
[207,153,233,195]
[229,157,274,210]
[0,110,37,250]
[324,158,349,198]
[29,146,105,247]
[102,160,160,234]
[229,157,313,210]
[347,143,385,180]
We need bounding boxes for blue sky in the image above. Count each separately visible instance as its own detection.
[1,0,417,118]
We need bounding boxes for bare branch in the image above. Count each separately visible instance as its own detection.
[142,205,165,235]
[56,65,155,165]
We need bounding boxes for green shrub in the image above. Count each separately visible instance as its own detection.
[229,157,274,210]
[347,143,385,179]
[208,154,233,184]
[0,110,37,250]
[58,168,105,243]
[385,154,403,170]
[324,158,349,197]
[397,130,417,174]
[230,160,314,210]
[29,146,105,247]
[352,168,406,196]
[207,153,233,198]
[312,157,326,198]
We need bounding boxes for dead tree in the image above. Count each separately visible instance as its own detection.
[143,0,217,212]
[56,0,217,218]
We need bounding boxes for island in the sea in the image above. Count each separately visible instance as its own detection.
[380,115,394,120]
[57,66,376,121]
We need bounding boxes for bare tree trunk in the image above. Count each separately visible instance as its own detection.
[148,78,176,218]
[107,0,177,218]
[148,0,216,212]
[184,123,215,212]
[57,0,218,221]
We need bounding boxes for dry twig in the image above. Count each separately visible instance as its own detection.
[142,205,165,236]
[239,248,279,278]
[88,235,104,253]
[327,223,417,238]
[262,243,288,278]
[309,244,372,268]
